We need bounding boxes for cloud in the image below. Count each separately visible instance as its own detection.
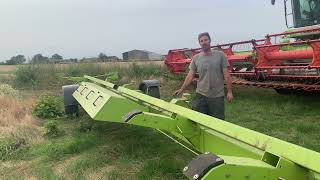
[0,0,285,61]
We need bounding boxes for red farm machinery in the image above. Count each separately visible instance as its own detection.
[164,0,320,94]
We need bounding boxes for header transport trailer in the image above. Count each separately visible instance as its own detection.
[63,75,320,180]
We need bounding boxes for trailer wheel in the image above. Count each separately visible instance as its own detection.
[62,85,79,115]
[139,80,160,98]
[274,88,294,95]
[146,86,160,98]
[64,105,79,115]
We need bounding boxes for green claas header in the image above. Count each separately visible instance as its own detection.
[62,75,320,180]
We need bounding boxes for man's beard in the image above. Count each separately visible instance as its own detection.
[202,44,211,52]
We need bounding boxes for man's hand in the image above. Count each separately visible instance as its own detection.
[173,71,194,96]
[173,88,184,96]
[223,68,233,103]
[227,91,233,103]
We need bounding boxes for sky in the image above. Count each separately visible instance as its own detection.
[0,0,286,61]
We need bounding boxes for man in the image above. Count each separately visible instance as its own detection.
[174,32,233,120]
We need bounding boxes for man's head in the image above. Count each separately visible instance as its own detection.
[198,32,211,52]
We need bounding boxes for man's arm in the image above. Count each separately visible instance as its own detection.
[173,70,195,96]
[223,68,233,103]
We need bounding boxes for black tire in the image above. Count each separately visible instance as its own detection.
[274,88,294,95]
[64,105,79,115]
[147,86,160,99]
[62,85,79,115]
[274,88,307,95]
[138,80,160,99]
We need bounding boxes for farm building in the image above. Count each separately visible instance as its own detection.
[122,50,163,61]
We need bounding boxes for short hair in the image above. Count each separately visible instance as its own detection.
[198,32,211,41]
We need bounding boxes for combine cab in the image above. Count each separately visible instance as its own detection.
[165,0,320,93]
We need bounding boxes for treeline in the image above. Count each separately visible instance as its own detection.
[0,53,120,65]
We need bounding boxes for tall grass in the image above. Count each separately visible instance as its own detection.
[13,62,167,89]
[14,64,60,89]
[0,94,41,144]
[0,85,42,160]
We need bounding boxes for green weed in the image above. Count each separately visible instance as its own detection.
[33,96,63,119]
[44,121,60,138]
[0,138,26,160]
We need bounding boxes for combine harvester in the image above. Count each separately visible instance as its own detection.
[63,75,320,179]
[165,0,320,94]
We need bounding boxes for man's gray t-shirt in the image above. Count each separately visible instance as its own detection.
[189,50,229,98]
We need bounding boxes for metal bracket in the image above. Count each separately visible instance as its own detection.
[183,152,224,180]
[122,110,143,122]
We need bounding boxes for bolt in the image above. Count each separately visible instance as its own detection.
[193,174,199,179]
[183,166,188,172]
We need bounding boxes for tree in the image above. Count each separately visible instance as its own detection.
[98,53,108,61]
[5,55,26,65]
[51,54,63,60]
[30,54,49,64]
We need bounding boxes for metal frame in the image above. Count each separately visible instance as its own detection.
[164,28,320,92]
[72,75,320,179]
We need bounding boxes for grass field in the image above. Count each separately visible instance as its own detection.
[0,62,319,179]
